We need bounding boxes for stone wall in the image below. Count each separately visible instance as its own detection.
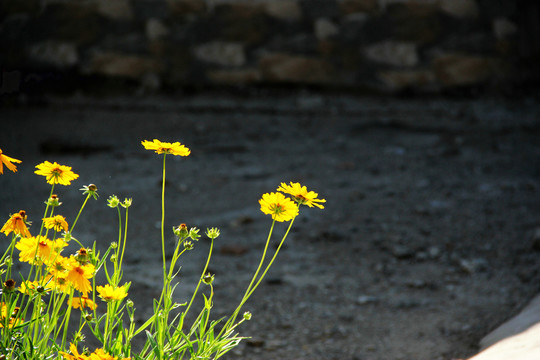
[1,0,538,95]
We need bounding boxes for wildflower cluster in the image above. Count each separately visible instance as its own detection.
[0,142,325,359]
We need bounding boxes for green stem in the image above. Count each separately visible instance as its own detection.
[179,238,214,331]
[219,220,275,336]
[38,185,55,237]
[222,217,296,339]
[70,193,91,233]
[245,217,295,300]
[161,154,167,282]
[113,207,123,285]
[118,206,129,279]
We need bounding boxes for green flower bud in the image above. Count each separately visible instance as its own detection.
[205,227,220,240]
[243,311,252,321]
[173,223,189,237]
[75,248,91,264]
[80,184,99,200]
[121,198,132,208]
[184,241,194,250]
[202,272,214,285]
[46,194,62,207]
[189,227,201,241]
[107,195,120,208]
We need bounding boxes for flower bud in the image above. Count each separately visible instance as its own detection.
[243,311,252,320]
[46,194,62,207]
[110,242,118,249]
[85,314,93,322]
[75,248,91,264]
[121,198,132,208]
[63,231,72,242]
[80,184,99,200]
[205,227,220,240]
[3,279,16,292]
[173,223,188,237]
[184,241,194,250]
[107,195,120,208]
[189,227,201,241]
[202,272,214,285]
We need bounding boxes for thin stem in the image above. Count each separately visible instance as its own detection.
[187,239,214,315]
[70,193,91,233]
[179,238,214,331]
[113,207,123,285]
[219,220,275,336]
[161,154,167,282]
[118,206,129,278]
[245,217,296,300]
[38,185,55,237]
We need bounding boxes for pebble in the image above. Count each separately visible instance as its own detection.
[356,295,378,305]
[458,258,489,274]
[391,244,415,259]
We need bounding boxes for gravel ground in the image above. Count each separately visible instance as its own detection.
[1,92,540,360]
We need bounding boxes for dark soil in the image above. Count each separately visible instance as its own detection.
[1,92,540,360]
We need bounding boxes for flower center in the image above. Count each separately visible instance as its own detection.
[272,203,284,214]
[51,168,62,177]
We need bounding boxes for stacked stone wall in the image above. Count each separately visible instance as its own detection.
[1,0,537,94]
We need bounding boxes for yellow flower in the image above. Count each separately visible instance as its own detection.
[277,182,326,209]
[259,192,299,222]
[60,343,91,360]
[90,348,130,360]
[0,303,22,328]
[71,296,97,310]
[96,284,128,302]
[43,215,69,232]
[15,235,58,265]
[45,274,71,294]
[35,161,79,185]
[0,148,22,174]
[66,258,94,295]
[1,210,31,238]
[47,255,70,277]
[141,139,190,156]
[19,279,52,295]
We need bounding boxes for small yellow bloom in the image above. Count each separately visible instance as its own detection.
[60,343,91,360]
[47,255,70,277]
[0,303,22,328]
[35,161,79,185]
[19,279,52,295]
[15,235,57,264]
[45,274,71,294]
[1,210,31,238]
[141,139,190,156]
[0,148,22,174]
[90,348,131,360]
[277,182,326,209]
[259,192,299,222]
[71,296,97,310]
[43,215,69,232]
[96,284,128,302]
[66,258,95,295]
